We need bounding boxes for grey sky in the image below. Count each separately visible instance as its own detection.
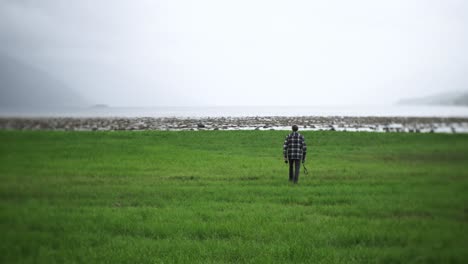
[1,0,467,107]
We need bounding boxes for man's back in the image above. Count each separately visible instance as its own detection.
[283,131,307,161]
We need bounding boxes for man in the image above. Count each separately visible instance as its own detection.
[283,125,307,184]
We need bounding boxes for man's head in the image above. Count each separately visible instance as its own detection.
[292,125,298,132]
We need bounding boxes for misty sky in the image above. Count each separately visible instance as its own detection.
[1,0,467,107]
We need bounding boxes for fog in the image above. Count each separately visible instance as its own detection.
[1,0,467,107]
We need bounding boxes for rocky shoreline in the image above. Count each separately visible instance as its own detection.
[1,116,468,133]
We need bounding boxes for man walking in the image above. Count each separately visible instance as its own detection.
[283,125,307,184]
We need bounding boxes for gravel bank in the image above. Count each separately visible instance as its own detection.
[1,116,468,133]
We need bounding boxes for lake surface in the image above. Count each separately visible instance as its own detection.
[1,105,468,118]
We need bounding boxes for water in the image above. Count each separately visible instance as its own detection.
[1,105,468,118]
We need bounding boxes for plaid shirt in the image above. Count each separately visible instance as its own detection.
[283,132,307,160]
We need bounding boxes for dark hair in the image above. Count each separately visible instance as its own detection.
[292,125,298,131]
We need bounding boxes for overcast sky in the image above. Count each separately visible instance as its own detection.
[1,0,467,107]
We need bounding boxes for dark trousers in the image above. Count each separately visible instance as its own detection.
[289,159,301,183]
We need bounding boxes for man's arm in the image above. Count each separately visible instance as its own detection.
[302,136,307,163]
[283,135,289,160]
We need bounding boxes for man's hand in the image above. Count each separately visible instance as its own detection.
[302,159,305,164]
[284,158,288,164]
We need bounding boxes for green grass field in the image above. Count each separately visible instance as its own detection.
[1,130,468,263]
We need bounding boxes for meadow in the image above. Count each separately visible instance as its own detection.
[1,130,468,263]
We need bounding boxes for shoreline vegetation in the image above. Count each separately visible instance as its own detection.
[1,116,468,133]
[1,130,467,263]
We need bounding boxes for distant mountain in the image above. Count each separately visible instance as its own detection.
[0,54,87,108]
[397,91,468,106]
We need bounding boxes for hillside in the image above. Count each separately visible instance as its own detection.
[398,91,468,106]
[0,54,87,108]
